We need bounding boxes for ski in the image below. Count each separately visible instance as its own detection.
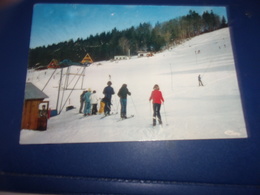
[79,114,99,119]
[79,116,87,119]
[152,117,164,127]
[100,112,118,119]
[117,115,134,122]
[151,124,164,129]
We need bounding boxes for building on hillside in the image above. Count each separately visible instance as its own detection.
[21,82,49,131]
[137,51,154,57]
[114,56,129,60]
[47,59,60,69]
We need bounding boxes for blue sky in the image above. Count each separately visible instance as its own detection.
[29,4,227,48]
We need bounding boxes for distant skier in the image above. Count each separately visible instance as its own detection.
[83,88,92,116]
[79,90,87,113]
[103,81,115,115]
[149,84,164,126]
[90,90,99,115]
[117,84,131,119]
[198,74,204,86]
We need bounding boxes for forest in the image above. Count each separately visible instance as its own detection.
[28,10,228,68]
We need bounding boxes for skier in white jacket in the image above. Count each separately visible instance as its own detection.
[90,90,99,115]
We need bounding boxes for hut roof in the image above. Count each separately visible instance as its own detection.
[24,82,49,100]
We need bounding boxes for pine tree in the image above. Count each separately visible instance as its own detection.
[221,16,228,28]
[28,10,226,68]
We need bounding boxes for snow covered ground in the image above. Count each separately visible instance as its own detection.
[20,28,247,144]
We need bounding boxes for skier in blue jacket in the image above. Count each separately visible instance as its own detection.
[83,88,92,116]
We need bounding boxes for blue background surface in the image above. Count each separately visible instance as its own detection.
[0,0,259,194]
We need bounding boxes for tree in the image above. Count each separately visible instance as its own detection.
[28,10,226,67]
[221,16,228,28]
[119,36,130,55]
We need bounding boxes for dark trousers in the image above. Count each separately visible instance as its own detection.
[104,99,112,114]
[79,100,84,113]
[92,104,98,115]
[153,103,162,125]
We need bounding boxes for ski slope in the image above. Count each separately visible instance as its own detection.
[20,28,247,144]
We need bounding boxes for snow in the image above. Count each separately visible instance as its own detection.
[20,28,247,144]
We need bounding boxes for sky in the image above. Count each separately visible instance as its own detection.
[29,4,228,48]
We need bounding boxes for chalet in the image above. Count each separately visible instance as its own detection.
[137,51,154,57]
[21,82,49,131]
[114,56,129,60]
[47,59,60,69]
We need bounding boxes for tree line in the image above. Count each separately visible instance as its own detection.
[28,10,228,68]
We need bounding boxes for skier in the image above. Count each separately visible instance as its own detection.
[198,74,204,86]
[98,98,106,114]
[90,90,99,115]
[102,81,115,115]
[83,88,92,116]
[117,84,131,119]
[79,90,87,113]
[149,84,164,126]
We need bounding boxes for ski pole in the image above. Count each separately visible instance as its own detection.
[149,101,154,125]
[130,95,138,115]
[149,101,154,118]
[163,103,169,126]
[149,101,151,114]
[114,96,120,113]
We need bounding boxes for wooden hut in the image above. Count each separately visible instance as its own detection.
[21,82,49,130]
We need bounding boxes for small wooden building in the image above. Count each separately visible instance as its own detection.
[114,55,129,60]
[137,51,154,57]
[21,82,49,131]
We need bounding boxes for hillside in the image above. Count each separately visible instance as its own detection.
[20,28,247,144]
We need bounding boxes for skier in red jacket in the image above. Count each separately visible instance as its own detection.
[149,84,164,126]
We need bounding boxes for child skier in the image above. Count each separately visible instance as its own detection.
[90,90,99,115]
[83,88,92,116]
[149,84,164,126]
[98,98,106,114]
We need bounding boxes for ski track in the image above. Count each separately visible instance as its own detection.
[20,28,247,144]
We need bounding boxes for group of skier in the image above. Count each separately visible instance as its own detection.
[79,81,165,126]
[79,88,99,116]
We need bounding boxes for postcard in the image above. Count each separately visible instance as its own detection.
[20,4,247,144]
